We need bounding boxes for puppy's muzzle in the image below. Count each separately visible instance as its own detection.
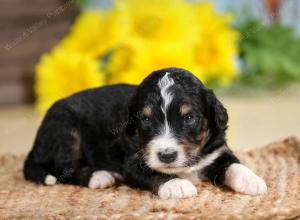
[157,148,178,164]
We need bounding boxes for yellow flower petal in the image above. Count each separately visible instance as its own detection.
[35,47,104,114]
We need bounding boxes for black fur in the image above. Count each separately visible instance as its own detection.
[24,67,239,194]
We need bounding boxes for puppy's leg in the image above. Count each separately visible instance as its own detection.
[88,170,119,189]
[24,119,80,186]
[24,150,56,185]
[53,128,86,185]
[157,178,197,200]
[54,164,120,189]
[224,163,267,195]
[51,128,117,188]
[78,139,124,189]
[202,150,267,195]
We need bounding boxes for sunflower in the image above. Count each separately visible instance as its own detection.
[35,1,239,113]
[60,10,125,58]
[107,42,205,85]
[35,47,104,114]
[114,0,199,47]
[106,0,238,85]
[193,3,239,85]
[106,0,203,84]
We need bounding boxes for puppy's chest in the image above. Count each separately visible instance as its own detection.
[177,170,207,183]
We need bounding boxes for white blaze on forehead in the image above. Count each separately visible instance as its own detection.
[146,72,185,172]
[158,72,174,115]
[156,72,176,150]
[157,72,175,136]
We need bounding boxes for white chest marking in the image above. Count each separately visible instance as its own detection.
[178,171,207,183]
[184,146,226,174]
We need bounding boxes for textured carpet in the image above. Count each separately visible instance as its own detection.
[0,137,300,220]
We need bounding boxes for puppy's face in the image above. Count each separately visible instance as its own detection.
[129,68,227,174]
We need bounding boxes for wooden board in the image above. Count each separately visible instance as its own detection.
[0,0,78,105]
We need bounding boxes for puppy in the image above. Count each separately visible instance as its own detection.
[24,67,267,199]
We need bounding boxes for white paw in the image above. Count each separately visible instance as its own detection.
[44,174,57,185]
[88,170,115,189]
[158,178,197,200]
[225,163,267,195]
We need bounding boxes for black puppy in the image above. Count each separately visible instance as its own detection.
[24,68,267,199]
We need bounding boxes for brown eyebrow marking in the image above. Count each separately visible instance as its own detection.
[143,105,152,117]
[180,104,192,116]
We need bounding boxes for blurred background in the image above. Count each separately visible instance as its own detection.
[0,0,299,154]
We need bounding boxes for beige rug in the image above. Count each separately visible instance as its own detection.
[0,137,300,220]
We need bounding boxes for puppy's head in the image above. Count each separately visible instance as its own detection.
[127,68,228,174]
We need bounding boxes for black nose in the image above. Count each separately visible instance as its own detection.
[157,149,178,164]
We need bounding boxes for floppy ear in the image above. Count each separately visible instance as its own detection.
[205,89,228,131]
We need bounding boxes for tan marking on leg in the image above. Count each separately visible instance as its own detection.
[70,130,81,161]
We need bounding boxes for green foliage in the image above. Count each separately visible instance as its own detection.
[236,20,300,89]
[72,0,88,9]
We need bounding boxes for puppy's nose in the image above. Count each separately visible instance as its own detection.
[157,149,178,164]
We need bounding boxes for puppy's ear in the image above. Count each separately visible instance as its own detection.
[205,89,228,131]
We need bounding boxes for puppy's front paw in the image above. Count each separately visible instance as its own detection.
[225,163,267,195]
[88,170,115,189]
[158,178,197,200]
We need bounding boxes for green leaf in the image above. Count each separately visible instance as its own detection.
[235,19,300,89]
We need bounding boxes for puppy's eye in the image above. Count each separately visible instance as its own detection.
[184,114,196,126]
[141,116,152,126]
